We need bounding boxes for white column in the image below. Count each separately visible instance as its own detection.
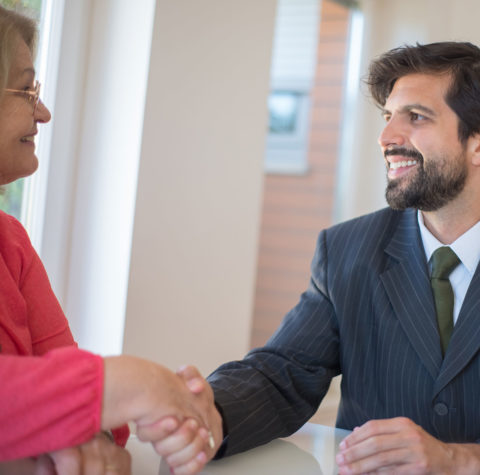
[123,0,277,375]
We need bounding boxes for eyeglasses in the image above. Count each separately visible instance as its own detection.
[5,80,41,115]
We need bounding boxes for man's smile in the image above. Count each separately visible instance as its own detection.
[384,147,422,179]
[389,159,418,170]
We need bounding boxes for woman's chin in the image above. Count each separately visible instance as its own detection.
[0,160,39,185]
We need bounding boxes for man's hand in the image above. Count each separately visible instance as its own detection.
[336,417,480,474]
[136,365,223,475]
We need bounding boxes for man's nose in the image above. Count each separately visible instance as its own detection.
[378,116,405,149]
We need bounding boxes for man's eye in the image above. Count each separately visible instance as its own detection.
[410,112,426,122]
[383,115,391,122]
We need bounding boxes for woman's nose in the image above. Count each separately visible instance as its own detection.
[34,100,51,124]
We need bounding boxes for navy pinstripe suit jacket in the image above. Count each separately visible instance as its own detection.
[208,207,480,457]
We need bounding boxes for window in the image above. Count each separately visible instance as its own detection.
[0,0,64,253]
[265,86,312,174]
[269,91,301,134]
[264,0,320,174]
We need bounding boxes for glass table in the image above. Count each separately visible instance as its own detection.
[127,423,351,475]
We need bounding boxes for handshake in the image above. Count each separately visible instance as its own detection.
[0,355,222,475]
[103,356,224,475]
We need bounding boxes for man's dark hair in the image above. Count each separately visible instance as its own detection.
[367,41,480,143]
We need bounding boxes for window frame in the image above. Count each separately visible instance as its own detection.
[21,0,66,251]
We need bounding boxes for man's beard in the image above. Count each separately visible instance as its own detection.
[385,147,468,212]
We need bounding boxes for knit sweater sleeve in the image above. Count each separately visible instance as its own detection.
[0,212,129,454]
[0,346,103,461]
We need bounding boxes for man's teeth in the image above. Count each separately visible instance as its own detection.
[20,136,34,142]
[390,160,417,170]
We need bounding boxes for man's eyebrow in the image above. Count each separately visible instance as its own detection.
[381,103,437,117]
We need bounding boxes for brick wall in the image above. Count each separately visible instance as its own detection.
[250,0,351,348]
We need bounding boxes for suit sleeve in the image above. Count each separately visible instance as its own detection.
[208,230,340,457]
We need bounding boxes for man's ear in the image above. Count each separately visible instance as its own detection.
[467,133,480,166]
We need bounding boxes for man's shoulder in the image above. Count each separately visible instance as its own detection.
[327,207,412,236]
[310,208,416,275]
[317,207,415,258]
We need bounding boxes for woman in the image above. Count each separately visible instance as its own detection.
[0,6,219,474]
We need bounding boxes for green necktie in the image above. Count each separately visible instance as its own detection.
[430,247,460,356]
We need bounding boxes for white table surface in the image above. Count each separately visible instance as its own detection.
[126,423,351,475]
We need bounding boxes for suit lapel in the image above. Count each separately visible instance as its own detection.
[380,209,443,380]
[433,262,480,396]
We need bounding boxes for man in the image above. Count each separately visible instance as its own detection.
[156,41,480,475]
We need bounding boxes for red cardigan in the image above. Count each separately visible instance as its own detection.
[0,211,128,460]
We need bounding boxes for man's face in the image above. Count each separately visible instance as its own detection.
[378,72,468,211]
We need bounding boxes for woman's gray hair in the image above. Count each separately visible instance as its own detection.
[0,5,37,100]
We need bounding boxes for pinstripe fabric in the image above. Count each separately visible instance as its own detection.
[208,207,480,457]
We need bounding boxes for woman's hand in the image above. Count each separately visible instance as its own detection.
[0,433,131,475]
[136,365,224,475]
[102,356,210,433]
[46,432,131,475]
[0,458,45,475]
[101,356,224,474]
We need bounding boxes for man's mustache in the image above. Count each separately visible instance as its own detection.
[384,147,423,162]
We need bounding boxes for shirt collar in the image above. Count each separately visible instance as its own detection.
[418,210,480,276]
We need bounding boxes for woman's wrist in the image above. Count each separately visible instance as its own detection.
[102,355,156,429]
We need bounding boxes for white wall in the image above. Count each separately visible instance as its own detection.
[122,0,277,376]
[335,0,480,222]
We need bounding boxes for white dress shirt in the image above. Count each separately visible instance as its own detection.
[418,211,480,324]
